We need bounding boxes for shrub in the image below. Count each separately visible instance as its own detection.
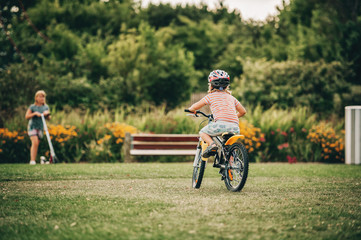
[0,128,29,163]
[0,106,346,163]
[44,124,79,162]
[233,59,352,116]
[86,122,137,163]
[307,123,344,163]
[267,127,312,163]
[0,63,38,126]
[245,105,316,162]
[238,120,265,162]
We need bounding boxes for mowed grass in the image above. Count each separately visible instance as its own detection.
[1,163,361,240]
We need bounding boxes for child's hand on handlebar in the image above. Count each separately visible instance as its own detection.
[186,108,196,114]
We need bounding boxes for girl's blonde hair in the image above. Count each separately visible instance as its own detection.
[34,90,46,105]
[207,83,231,94]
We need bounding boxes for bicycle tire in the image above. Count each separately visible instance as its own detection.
[192,148,206,189]
[224,143,249,192]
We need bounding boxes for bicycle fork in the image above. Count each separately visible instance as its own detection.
[193,138,219,167]
[193,140,208,167]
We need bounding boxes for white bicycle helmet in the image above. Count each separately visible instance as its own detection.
[208,70,230,90]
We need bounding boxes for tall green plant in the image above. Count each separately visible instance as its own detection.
[244,105,317,162]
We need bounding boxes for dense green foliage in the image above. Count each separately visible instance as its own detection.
[233,59,352,114]
[1,0,360,125]
[0,0,359,163]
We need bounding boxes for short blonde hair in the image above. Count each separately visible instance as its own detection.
[207,83,231,94]
[34,90,46,104]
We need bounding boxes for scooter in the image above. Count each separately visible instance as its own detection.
[41,113,58,163]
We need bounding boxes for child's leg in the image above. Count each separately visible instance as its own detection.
[199,132,214,145]
[30,135,40,161]
[199,122,218,158]
[200,132,218,158]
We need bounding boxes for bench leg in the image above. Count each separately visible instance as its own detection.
[122,132,135,163]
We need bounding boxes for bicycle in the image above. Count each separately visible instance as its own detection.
[185,109,249,192]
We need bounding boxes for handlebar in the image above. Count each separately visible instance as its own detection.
[184,109,212,118]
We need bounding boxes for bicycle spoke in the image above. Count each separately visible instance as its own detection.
[224,143,249,192]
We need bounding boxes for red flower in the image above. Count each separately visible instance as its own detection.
[287,155,297,164]
[278,142,289,150]
[290,127,294,133]
[271,131,275,135]
[281,131,288,137]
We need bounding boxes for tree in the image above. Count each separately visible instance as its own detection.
[102,23,197,107]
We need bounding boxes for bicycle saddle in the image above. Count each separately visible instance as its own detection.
[221,132,235,142]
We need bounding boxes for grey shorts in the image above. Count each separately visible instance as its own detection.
[28,129,44,139]
[200,121,240,137]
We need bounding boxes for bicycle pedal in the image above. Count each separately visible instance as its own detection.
[213,163,221,168]
[202,151,217,158]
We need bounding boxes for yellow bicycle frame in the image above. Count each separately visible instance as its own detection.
[200,134,245,161]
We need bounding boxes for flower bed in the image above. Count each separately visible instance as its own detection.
[0,107,345,163]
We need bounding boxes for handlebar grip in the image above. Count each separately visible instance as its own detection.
[185,109,211,118]
[184,109,200,114]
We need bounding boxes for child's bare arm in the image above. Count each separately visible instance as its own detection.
[236,104,247,118]
[25,109,41,119]
[188,100,206,113]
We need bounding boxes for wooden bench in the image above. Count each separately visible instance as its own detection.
[123,133,199,162]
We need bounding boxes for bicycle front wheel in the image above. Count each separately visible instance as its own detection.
[192,148,206,189]
[224,143,249,192]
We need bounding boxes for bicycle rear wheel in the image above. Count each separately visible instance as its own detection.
[192,148,206,189]
[224,143,249,192]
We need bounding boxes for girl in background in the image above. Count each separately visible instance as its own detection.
[25,90,51,165]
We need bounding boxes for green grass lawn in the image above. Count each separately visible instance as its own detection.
[1,163,360,240]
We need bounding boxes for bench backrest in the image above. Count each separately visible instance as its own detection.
[123,133,200,162]
[132,134,199,150]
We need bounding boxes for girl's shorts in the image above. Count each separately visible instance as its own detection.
[28,129,44,139]
[200,121,240,137]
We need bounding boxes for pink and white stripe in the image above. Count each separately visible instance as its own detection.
[202,91,240,124]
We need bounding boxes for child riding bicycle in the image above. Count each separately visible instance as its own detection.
[188,70,247,158]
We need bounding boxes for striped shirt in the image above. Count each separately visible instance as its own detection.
[201,91,240,124]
